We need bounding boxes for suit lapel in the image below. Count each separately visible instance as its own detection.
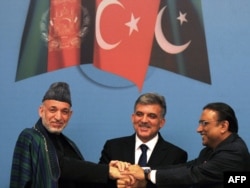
[123,134,136,163]
[147,134,169,167]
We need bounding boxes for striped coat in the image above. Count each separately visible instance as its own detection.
[10,119,84,188]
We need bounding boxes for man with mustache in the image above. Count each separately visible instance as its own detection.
[97,93,187,188]
[10,82,129,188]
[119,102,250,188]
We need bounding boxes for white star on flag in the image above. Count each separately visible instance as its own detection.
[125,13,140,35]
[177,11,188,25]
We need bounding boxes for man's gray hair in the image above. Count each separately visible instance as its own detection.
[134,93,167,118]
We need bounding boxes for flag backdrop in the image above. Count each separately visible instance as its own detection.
[16,0,210,90]
[15,0,95,81]
[15,0,49,81]
[47,0,82,71]
[93,0,160,91]
[150,0,211,84]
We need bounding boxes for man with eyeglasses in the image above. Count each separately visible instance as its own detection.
[118,102,250,188]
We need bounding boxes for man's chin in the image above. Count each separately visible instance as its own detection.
[47,128,63,134]
[138,130,150,136]
[138,133,152,141]
[138,127,150,132]
[202,140,208,146]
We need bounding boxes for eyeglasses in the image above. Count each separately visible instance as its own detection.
[198,120,221,126]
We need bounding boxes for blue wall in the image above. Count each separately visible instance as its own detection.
[1,0,250,187]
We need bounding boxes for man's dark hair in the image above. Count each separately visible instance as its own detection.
[203,102,238,133]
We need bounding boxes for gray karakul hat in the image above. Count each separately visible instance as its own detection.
[42,82,72,106]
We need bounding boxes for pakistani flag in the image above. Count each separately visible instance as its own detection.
[150,0,211,84]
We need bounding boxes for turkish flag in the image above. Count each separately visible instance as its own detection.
[94,0,160,91]
[47,0,82,71]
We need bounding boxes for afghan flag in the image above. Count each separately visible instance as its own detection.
[15,0,95,81]
[149,0,211,84]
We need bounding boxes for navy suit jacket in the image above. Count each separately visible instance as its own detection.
[98,133,188,188]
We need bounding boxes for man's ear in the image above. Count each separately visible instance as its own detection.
[38,105,43,117]
[221,120,229,133]
[131,113,135,122]
[160,118,166,128]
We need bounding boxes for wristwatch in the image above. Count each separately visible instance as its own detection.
[142,167,151,180]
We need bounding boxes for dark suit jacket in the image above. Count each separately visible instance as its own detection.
[156,133,250,188]
[98,133,188,188]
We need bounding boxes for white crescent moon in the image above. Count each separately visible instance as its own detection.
[96,0,124,50]
[155,6,191,54]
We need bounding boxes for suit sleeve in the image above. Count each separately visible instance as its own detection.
[156,147,247,187]
[173,149,188,164]
[61,157,109,183]
[99,141,112,164]
[10,130,34,188]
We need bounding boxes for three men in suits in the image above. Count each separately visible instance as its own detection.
[98,93,187,188]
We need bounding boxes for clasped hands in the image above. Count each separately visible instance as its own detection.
[109,160,146,188]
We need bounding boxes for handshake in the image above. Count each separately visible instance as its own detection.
[109,160,149,188]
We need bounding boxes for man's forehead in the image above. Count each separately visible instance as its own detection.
[201,109,218,118]
[136,103,161,108]
[43,100,71,108]
[135,104,161,113]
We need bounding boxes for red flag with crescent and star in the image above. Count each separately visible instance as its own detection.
[93,0,161,91]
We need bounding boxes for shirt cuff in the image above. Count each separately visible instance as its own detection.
[149,170,156,184]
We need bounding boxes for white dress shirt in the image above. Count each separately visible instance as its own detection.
[135,134,159,165]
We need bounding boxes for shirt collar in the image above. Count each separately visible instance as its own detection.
[135,133,159,151]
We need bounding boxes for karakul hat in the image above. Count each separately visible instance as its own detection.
[42,82,72,106]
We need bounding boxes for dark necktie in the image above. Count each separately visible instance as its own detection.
[138,144,148,166]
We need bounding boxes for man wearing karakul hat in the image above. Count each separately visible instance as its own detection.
[10,82,128,188]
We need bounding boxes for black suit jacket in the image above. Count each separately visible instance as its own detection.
[98,133,188,188]
[156,133,250,188]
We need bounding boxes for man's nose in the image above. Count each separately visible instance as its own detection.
[54,111,62,120]
[141,115,148,122]
[196,124,203,133]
